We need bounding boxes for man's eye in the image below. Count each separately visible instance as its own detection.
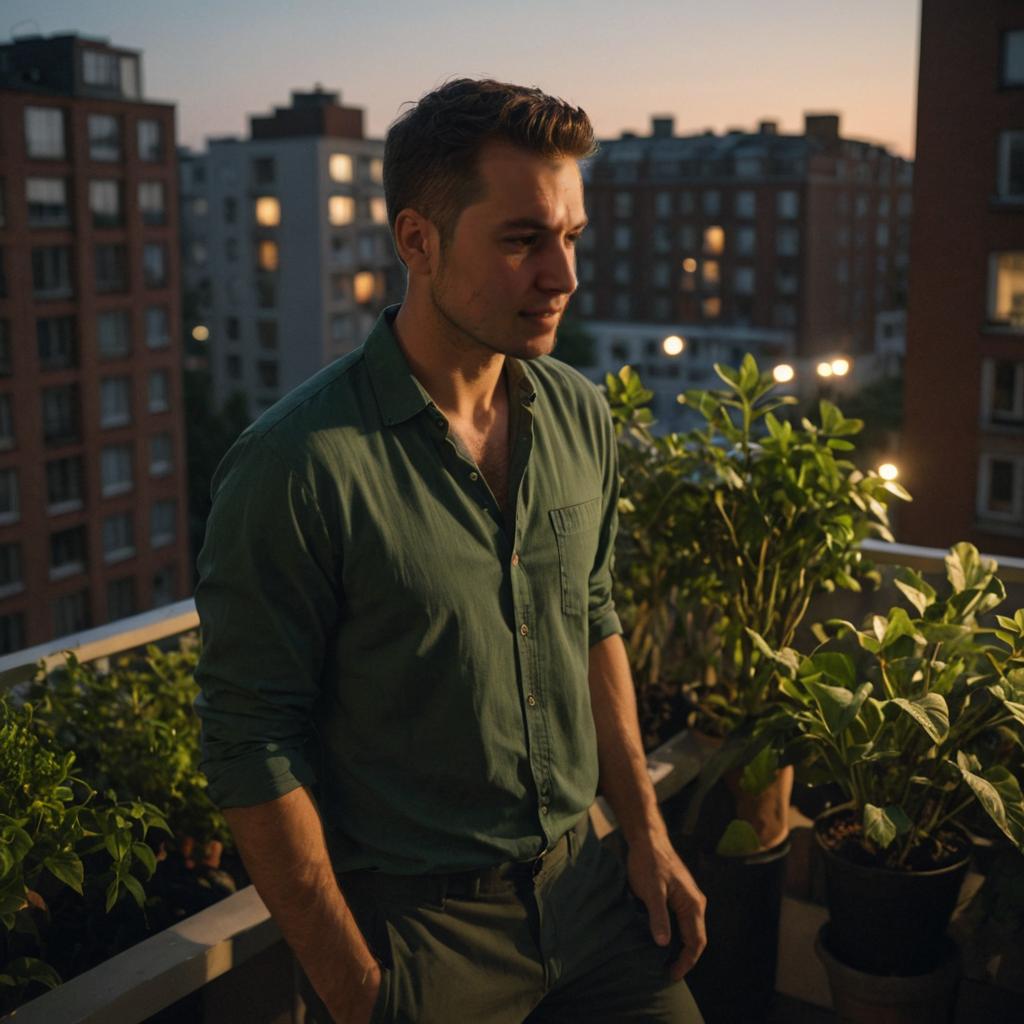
[506,235,538,246]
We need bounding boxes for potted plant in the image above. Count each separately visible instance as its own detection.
[760,543,1024,1021]
[605,356,909,1021]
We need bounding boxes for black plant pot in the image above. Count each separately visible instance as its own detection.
[815,806,971,976]
[679,836,791,1024]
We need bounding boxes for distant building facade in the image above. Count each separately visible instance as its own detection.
[0,33,189,652]
[180,88,404,416]
[902,0,1024,554]
[575,113,913,400]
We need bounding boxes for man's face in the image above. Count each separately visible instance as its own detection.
[428,141,587,361]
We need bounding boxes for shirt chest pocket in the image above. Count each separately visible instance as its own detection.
[548,497,602,616]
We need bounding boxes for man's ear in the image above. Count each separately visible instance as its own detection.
[394,209,437,276]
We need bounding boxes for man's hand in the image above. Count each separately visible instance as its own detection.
[626,829,707,981]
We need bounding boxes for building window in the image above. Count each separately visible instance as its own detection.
[652,224,672,254]
[0,469,19,526]
[258,320,277,350]
[702,297,722,319]
[95,244,128,293]
[255,196,281,227]
[252,157,275,185]
[1002,30,1024,87]
[98,310,131,358]
[369,197,388,225]
[53,590,90,635]
[101,443,133,496]
[151,501,176,548]
[678,225,697,252]
[152,566,175,608]
[257,240,279,272]
[978,454,1023,522]
[143,244,167,288]
[32,247,73,299]
[989,252,1024,328]
[997,132,1024,200]
[138,181,166,225]
[46,456,83,512]
[613,294,631,319]
[652,262,671,289]
[734,267,756,295]
[368,158,384,184]
[982,359,1024,426]
[735,155,762,177]
[735,226,756,257]
[102,512,135,564]
[735,191,756,219]
[226,354,242,380]
[703,226,725,255]
[87,114,121,161]
[876,223,890,248]
[353,271,379,305]
[25,107,66,159]
[82,49,119,88]
[701,260,720,289]
[777,269,799,295]
[702,191,721,216]
[613,192,633,217]
[223,197,237,224]
[27,178,70,227]
[191,196,208,217]
[225,316,240,341]
[777,191,800,219]
[0,613,25,655]
[50,526,87,581]
[137,119,163,162]
[37,316,77,371]
[100,378,130,429]
[0,544,23,599]
[257,360,279,389]
[611,260,630,287]
[256,276,276,309]
[42,385,78,445]
[329,153,353,182]
[0,394,12,451]
[773,303,798,328]
[149,433,173,476]
[89,180,122,227]
[613,225,631,251]
[776,227,800,257]
[0,321,9,377]
[148,370,170,413]
[107,577,136,622]
[328,195,355,226]
[139,307,167,349]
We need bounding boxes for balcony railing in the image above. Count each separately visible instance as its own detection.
[4,539,1023,1022]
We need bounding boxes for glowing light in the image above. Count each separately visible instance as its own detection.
[682,258,697,273]
[816,361,834,378]
[703,225,725,255]
[254,196,280,227]
[353,271,376,304]
[879,463,899,481]
[328,153,353,182]
[831,358,851,377]
[257,240,279,272]
[662,335,686,356]
[773,363,795,384]
[191,325,209,342]
[328,195,355,226]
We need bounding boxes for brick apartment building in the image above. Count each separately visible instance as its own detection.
[180,88,404,417]
[0,33,189,653]
[902,0,1024,555]
[576,113,913,426]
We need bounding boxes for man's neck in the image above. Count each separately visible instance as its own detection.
[393,297,506,426]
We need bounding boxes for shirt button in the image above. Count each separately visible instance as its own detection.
[469,471,479,481]
[526,693,537,707]
[511,552,520,566]
[520,623,529,637]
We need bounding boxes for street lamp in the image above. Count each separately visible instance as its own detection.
[662,335,686,356]
[773,363,795,384]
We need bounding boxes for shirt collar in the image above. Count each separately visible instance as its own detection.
[364,304,540,426]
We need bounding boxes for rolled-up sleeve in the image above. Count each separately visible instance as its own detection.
[193,432,339,809]
[588,405,623,646]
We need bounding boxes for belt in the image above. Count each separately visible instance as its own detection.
[339,813,590,902]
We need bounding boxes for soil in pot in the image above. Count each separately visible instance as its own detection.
[815,806,971,976]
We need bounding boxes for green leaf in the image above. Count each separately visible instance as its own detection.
[105,879,120,913]
[863,803,904,849]
[0,957,61,990]
[122,873,146,908]
[44,851,84,894]
[810,652,857,690]
[805,680,871,737]
[881,607,926,648]
[945,543,995,593]
[715,819,763,857]
[954,753,1010,840]
[132,842,157,877]
[891,693,949,743]
[738,745,779,796]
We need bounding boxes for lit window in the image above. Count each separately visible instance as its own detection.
[255,196,281,226]
[703,226,725,255]
[328,195,355,226]
[369,158,384,184]
[1002,30,1024,86]
[702,260,720,287]
[989,252,1024,328]
[997,132,1024,199]
[353,271,376,304]
[329,153,353,182]
[370,197,388,224]
[702,297,721,319]
[25,107,65,159]
[257,240,279,272]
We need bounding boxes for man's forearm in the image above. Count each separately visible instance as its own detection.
[223,786,379,1021]
[587,633,666,844]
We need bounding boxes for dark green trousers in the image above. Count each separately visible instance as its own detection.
[301,814,704,1023]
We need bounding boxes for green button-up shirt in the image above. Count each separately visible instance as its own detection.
[194,305,621,874]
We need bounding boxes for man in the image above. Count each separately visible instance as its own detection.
[194,78,706,1023]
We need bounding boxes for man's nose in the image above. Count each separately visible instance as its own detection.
[537,239,577,295]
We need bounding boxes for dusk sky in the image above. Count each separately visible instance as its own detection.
[6,1,920,156]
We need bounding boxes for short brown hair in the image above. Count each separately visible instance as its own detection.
[384,78,596,250]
